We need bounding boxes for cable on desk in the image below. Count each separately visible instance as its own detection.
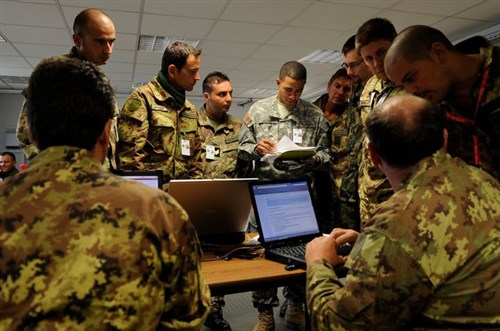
[201,245,263,262]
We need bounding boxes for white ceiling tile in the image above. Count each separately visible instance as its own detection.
[102,62,134,73]
[0,25,70,45]
[104,72,132,82]
[456,1,500,22]
[0,1,64,27]
[221,1,311,25]
[251,44,312,61]
[61,7,141,34]
[132,74,154,84]
[134,63,159,75]
[200,40,259,58]
[0,42,21,56]
[59,1,141,12]
[291,2,381,31]
[432,18,498,41]
[392,0,483,16]
[14,44,70,58]
[237,58,285,71]
[323,0,399,9]
[0,55,31,68]
[144,0,229,19]
[107,49,135,62]
[207,21,281,43]
[267,27,343,48]
[114,33,138,51]
[136,52,163,65]
[201,55,242,70]
[0,67,33,76]
[376,9,444,32]
[140,14,215,38]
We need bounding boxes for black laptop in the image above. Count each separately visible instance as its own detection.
[248,179,322,269]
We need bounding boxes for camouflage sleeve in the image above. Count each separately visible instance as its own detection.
[156,197,210,329]
[238,112,260,161]
[116,92,149,171]
[313,116,332,169]
[189,121,204,179]
[16,96,39,160]
[307,233,433,329]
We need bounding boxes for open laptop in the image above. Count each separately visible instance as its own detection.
[112,169,163,189]
[169,178,258,245]
[248,179,322,269]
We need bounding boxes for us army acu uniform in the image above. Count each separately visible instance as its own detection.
[117,76,203,191]
[442,38,500,180]
[0,146,210,330]
[15,47,119,169]
[358,76,405,228]
[307,149,500,329]
[239,94,331,309]
[337,82,366,231]
[198,105,243,178]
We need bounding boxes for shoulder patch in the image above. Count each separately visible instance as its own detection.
[243,112,253,126]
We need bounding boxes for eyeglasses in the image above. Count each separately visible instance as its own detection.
[341,59,364,70]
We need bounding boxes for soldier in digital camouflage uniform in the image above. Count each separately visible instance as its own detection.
[197,72,242,331]
[0,58,210,330]
[355,18,406,228]
[312,68,354,233]
[117,41,203,191]
[385,25,500,180]
[15,8,119,170]
[239,61,330,331]
[336,35,374,232]
[306,95,500,330]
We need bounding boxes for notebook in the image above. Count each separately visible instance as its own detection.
[112,169,163,189]
[169,178,258,245]
[248,179,321,269]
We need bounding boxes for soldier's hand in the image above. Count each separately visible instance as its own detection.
[331,228,359,246]
[256,139,276,156]
[306,235,344,266]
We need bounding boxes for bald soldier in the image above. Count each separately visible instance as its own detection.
[385,25,500,180]
[306,95,500,329]
[16,8,119,169]
[0,58,210,330]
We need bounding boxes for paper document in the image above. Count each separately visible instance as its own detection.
[261,136,317,162]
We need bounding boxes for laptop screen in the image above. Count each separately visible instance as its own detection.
[250,180,320,242]
[112,170,163,189]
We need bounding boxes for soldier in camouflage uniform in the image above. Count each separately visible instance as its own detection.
[0,58,210,330]
[385,25,500,180]
[15,8,119,169]
[355,18,406,228]
[117,41,203,191]
[336,35,374,231]
[198,72,241,331]
[306,95,500,330]
[239,61,330,331]
[312,68,354,232]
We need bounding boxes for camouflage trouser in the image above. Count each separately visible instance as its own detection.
[210,296,226,313]
[337,199,361,232]
[252,284,305,308]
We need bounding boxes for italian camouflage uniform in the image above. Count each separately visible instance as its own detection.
[0,146,210,331]
[337,82,366,231]
[358,76,405,228]
[15,47,119,169]
[441,39,500,180]
[307,149,500,330]
[198,105,242,179]
[312,94,350,232]
[198,105,242,316]
[117,77,203,191]
[239,94,330,308]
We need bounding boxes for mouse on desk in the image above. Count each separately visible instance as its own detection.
[284,264,298,271]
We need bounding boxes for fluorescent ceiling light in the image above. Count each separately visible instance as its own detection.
[299,49,343,65]
[138,35,200,52]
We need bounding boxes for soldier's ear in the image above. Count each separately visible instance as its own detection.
[167,64,177,78]
[72,33,82,48]
[367,141,382,168]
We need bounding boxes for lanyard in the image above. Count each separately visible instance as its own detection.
[445,66,490,166]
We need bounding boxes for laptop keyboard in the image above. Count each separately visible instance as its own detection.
[273,244,306,258]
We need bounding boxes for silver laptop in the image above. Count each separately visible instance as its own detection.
[169,178,257,245]
[248,179,322,269]
[112,169,163,189]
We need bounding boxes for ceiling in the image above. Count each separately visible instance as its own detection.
[1,0,500,105]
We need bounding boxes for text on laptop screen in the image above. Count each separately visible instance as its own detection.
[251,181,319,241]
[124,175,160,189]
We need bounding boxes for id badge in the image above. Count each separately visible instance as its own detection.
[181,139,191,156]
[293,128,303,144]
[206,144,215,160]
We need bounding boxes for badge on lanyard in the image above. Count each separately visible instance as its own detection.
[293,128,303,144]
[206,144,215,160]
[181,139,191,156]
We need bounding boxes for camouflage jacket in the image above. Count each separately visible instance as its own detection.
[238,95,331,181]
[15,47,119,169]
[0,146,210,331]
[117,77,203,191]
[307,149,500,330]
[358,76,405,227]
[442,42,500,180]
[198,105,242,178]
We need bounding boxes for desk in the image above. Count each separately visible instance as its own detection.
[202,252,305,296]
